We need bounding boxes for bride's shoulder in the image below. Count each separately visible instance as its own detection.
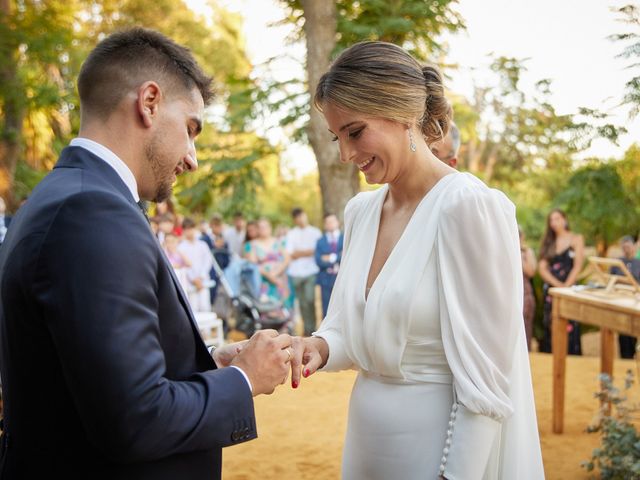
[344,187,384,218]
[441,173,514,216]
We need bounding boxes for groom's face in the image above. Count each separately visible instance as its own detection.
[145,87,204,203]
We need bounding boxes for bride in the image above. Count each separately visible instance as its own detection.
[289,41,545,480]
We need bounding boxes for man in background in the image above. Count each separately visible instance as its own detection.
[0,197,11,246]
[612,235,640,358]
[287,207,321,336]
[315,213,343,318]
[224,211,246,258]
[430,121,460,168]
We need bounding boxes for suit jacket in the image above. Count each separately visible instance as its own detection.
[314,232,343,287]
[0,147,256,480]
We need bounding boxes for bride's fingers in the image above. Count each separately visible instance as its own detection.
[302,350,323,378]
[289,336,305,388]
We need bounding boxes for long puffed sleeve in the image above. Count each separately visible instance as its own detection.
[436,181,524,480]
[312,193,364,371]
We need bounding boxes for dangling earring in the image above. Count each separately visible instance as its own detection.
[408,129,417,152]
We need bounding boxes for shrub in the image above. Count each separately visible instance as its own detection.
[583,370,640,479]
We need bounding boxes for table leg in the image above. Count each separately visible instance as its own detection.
[600,327,615,415]
[600,328,614,378]
[552,300,568,434]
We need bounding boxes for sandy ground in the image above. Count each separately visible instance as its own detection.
[220,351,640,480]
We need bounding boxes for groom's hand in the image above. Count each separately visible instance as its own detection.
[212,340,248,367]
[231,330,292,396]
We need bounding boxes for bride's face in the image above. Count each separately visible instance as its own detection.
[322,102,410,185]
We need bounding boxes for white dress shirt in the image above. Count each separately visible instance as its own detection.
[286,225,322,277]
[70,138,139,202]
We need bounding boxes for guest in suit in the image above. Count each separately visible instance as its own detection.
[315,213,344,317]
[0,28,293,480]
[612,235,640,358]
[0,197,11,246]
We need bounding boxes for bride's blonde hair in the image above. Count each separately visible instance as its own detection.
[314,41,451,144]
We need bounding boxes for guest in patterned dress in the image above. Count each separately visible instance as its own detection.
[538,209,585,355]
[245,218,291,304]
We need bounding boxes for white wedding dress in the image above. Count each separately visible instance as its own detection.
[314,172,545,480]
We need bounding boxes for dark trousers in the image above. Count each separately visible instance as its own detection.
[320,281,336,318]
[540,314,582,355]
[291,274,317,336]
[619,335,637,359]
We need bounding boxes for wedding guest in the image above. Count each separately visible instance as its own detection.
[430,121,460,168]
[538,209,584,355]
[612,235,640,358]
[241,220,259,259]
[315,213,344,317]
[156,213,176,245]
[163,232,191,293]
[246,218,290,305]
[179,217,215,312]
[223,211,247,257]
[0,197,11,246]
[286,208,322,336]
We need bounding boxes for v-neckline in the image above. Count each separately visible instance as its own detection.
[364,172,457,303]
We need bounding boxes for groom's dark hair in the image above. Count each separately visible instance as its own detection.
[78,27,213,120]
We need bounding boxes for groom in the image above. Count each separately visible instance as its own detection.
[0,28,293,480]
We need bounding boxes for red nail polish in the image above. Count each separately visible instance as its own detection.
[304,369,310,378]
[292,380,298,389]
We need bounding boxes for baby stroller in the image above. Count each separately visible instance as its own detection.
[211,257,293,338]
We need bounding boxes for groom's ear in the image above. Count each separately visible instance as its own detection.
[136,81,163,128]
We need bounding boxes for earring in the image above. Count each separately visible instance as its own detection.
[408,129,417,152]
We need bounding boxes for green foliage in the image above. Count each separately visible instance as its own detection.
[1,0,274,215]
[554,162,638,253]
[13,160,47,201]
[615,143,640,236]
[335,0,465,60]
[610,3,640,118]
[583,371,640,479]
[258,0,466,150]
[173,128,277,219]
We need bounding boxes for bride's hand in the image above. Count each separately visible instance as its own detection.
[289,336,329,388]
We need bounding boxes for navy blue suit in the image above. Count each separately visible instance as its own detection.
[0,146,256,479]
[315,232,344,317]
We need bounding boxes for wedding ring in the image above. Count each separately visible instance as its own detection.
[285,348,292,363]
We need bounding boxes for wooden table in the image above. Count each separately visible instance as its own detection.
[550,286,640,433]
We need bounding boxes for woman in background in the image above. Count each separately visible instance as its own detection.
[538,209,584,355]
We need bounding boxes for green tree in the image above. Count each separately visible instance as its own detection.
[554,162,638,256]
[0,0,78,210]
[610,3,640,117]
[263,0,465,220]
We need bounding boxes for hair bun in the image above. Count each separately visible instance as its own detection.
[421,66,451,144]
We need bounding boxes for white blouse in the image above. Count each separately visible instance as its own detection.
[314,172,545,479]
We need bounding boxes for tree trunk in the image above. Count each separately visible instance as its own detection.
[0,0,23,212]
[484,144,499,184]
[301,0,359,222]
